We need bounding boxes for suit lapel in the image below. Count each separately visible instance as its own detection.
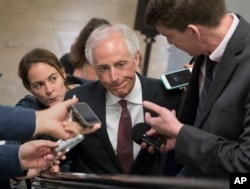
[139,75,158,112]
[178,56,201,125]
[132,75,159,167]
[197,16,246,127]
[91,83,123,170]
[198,54,237,127]
[93,77,155,172]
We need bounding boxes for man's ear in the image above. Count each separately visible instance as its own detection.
[134,50,142,73]
[187,24,200,40]
[134,51,141,65]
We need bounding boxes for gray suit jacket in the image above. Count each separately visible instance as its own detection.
[176,15,250,178]
[65,74,183,175]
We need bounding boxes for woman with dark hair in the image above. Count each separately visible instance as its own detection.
[17,48,91,110]
[60,17,111,80]
[13,48,92,188]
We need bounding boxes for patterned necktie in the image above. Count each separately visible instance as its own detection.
[195,57,216,125]
[117,99,133,173]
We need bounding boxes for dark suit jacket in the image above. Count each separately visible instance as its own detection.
[176,15,250,178]
[65,74,183,175]
[0,106,35,177]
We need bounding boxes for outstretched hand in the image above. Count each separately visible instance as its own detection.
[34,98,100,140]
[63,122,101,136]
[141,101,184,153]
[141,128,177,153]
[19,140,59,171]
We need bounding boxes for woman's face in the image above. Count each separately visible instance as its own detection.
[27,62,67,107]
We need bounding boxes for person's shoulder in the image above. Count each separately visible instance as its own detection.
[139,74,166,91]
[15,95,44,110]
[66,75,93,85]
[139,73,183,95]
[138,73,161,84]
[66,80,103,98]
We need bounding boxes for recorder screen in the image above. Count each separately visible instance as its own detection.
[73,103,99,124]
[165,69,191,87]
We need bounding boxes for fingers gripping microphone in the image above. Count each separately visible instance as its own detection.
[132,123,166,151]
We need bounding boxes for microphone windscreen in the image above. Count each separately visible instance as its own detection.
[131,123,150,144]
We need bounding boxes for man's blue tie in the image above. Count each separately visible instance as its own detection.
[195,56,216,125]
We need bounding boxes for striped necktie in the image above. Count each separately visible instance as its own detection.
[195,56,216,125]
[117,99,133,173]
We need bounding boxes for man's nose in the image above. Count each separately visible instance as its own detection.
[110,68,119,81]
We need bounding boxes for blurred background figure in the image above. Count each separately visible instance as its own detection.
[60,18,111,80]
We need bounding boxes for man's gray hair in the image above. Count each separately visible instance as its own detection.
[85,23,140,65]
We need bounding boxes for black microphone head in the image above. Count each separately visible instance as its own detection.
[131,123,150,144]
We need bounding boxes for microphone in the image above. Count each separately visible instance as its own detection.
[132,123,166,151]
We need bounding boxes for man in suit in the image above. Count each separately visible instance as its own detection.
[142,0,250,179]
[64,23,183,175]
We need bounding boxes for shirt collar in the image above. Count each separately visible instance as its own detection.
[209,13,239,62]
[106,74,142,105]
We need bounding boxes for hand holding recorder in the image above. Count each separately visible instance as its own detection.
[56,99,101,154]
[70,102,102,127]
[132,123,166,152]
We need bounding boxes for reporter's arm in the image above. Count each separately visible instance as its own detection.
[0,145,26,177]
[34,98,101,139]
[34,98,79,139]
[0,106,35,140]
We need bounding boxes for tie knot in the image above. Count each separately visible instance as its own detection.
[206,57,217,71]
[119,99,127,108]
[206,57,217,81]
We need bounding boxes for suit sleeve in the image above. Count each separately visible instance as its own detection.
[0,105,36,140]
[175,123,250,177]
[0,144,25,177]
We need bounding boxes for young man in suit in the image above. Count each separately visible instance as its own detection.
[64,23,183,175]
[142,0,250,179]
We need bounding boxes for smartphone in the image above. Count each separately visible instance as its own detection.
[160,68,192,90]
[71,102,101,127]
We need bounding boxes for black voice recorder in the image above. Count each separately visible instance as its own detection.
[132,123,166,151]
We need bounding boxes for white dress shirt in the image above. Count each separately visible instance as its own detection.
[105,74,144,159]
